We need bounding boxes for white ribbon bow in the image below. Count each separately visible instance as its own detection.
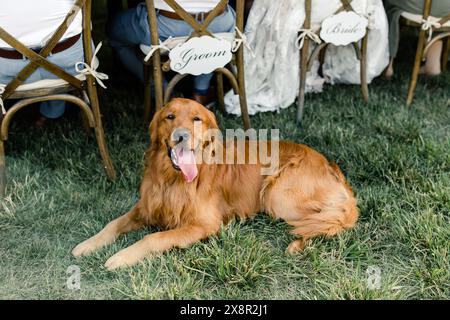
[144,37,172,62]
[421,18,442,42]
[232,27,256,58]
[296,28,321,50]
[0,84,6,115]
[75,42,109,89]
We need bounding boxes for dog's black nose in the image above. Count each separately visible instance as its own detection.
[172,128,190,144]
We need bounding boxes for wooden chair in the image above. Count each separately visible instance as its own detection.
[140,0,251,130]
[400,0,450,106]
[0,0,116,197]
[297,0,369,126]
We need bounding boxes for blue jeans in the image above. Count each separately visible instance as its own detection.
[0,37,84,118]
[108,3,236,94]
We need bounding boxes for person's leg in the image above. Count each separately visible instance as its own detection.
[0,57,24,86]
[39,101,66,119]
[1,37,84,122]
[0,56,43,86]
[151,5,237,96]
[0,56,48,123]
[107,3,236,101]
[388,39,444,79]
[38,36,85,121]
[385,58,394,78]
[423,40,443,76]
[383,0,403,79]
[108,4,154,81]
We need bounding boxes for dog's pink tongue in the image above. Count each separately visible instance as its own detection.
[176,147,198,183]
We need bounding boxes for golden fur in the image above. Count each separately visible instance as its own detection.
[72,99,358,270]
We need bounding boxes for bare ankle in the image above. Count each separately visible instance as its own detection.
[384,59,394,78]
[425,40,443,76]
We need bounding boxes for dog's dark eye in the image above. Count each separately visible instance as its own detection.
[193,116,202,122]
[167,114,175,120]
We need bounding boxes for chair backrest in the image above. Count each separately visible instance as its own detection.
[0,0,94,101]
[422,0,432,20]
[143,0,246,109]
[304,0,367,31]
[145,0,245,44]
[422,0,450,25]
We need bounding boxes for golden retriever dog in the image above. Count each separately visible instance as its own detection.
[72,98,358,270]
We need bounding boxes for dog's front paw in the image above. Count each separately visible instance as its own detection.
[72,237,101,257]
[104,248,144,271]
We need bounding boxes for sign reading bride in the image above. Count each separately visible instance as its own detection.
[320,11,368,46]
[169,36,233,76]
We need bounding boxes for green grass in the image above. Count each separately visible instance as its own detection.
[0,7,449,299]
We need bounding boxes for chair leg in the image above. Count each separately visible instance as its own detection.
[0,139,5,197]
[216,72,226,114]
[143,63,153,124]
[236,49,251,130]
[85,82,116,181]
[407,30,427,107]
[297,38,310,126]
[80,91,93,133]
[80,110,92,133]
[442,37,449,71]
[164,73,188,105]
[360,34,369,102]
[152,58,165,111]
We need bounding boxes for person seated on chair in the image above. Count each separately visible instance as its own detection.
[383,0,450,77]
[107,0,236,105]
[0,0,84,127]
[229,0,254,23]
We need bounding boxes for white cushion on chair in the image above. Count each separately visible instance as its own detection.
[3,74,87,92]
[0,56,101,92]
[401,12,450,27]
[139,32,236,56]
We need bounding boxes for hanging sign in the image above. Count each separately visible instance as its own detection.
[320,11,368,46]
[169,36,233,76]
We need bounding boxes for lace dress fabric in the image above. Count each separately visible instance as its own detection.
[225,0,390,115]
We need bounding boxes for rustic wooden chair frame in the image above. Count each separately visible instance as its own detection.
[0,0,116,197]
[297,0,369,125]
[142,0,251,129]
[401,0,450,106]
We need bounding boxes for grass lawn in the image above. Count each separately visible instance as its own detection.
[0,5,449,299]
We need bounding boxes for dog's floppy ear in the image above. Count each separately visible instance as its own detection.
[202,108,221,152]
[149,108,163,146]
[205,109,219,130]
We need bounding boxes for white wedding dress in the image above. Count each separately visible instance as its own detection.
[225,0,390,115]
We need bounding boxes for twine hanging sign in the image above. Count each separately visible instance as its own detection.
[169,36,233,75]
[320,11,368,46]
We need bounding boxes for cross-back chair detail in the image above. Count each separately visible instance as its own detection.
[401,0,450,106]
[141,0,251,130]
[297,0,370,126]
[0,0,116,196]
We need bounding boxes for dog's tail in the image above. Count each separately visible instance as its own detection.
[292,163,358,239]
[291,196,358,239]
